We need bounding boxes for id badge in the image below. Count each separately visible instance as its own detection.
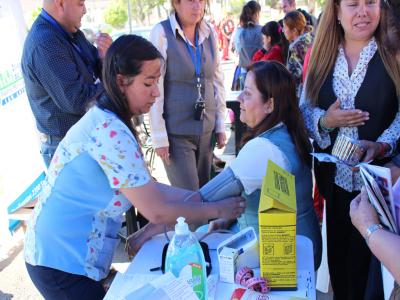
[94,78,101,85]
[194,99,205,121]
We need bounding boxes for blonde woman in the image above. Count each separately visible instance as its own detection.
[299,0,400,297]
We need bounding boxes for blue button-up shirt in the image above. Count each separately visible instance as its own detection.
[21,12,105,137]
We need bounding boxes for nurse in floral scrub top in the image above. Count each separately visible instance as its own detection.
[23,35,246,300]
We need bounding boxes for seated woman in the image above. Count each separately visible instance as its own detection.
[130,61,322,270]
[23,35,245,300]
[252,21,283,64]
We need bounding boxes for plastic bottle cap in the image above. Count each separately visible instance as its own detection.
[175,217,189,235]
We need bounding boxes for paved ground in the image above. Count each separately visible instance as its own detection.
[0,55,333,299]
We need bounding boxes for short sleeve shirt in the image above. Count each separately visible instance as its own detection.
[229,123,290,194]
[23,105,150,281]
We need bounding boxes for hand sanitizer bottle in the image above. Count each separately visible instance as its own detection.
[165,217,208,300]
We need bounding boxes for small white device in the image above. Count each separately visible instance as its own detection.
[217,227,260,269]
[218,248,238,283]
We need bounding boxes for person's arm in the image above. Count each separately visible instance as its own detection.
[376,97,400,156]
[31,41,104,115]
[121,177,243,226]
[384,153,400,184]
[299,80,369,150]
[148,24,169,150]
[94,33,113,62]
[252,49,265,63]
[369,230,400,283]
[126,138,282,256]
[124,182,205,256]
[123,174,246,256]
[350,187,400,283]
[154,181,195,201]
[87,118,243,227]
[299,81,331,149]
[88,118,246,256]
[263,47,282,62]
[211,25,227,148]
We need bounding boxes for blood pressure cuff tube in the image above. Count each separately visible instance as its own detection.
[198,167,244,202]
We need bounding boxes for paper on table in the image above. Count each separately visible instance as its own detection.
[311,153,371,168]
[122,272,176,300]
[103,273,160,300]
[208,274,219,300]
[145,277,199,300]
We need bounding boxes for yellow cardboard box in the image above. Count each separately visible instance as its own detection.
[258,159,297,290]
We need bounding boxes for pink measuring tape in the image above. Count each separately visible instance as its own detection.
[235,266,271,294]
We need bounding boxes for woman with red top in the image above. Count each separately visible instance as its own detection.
[252,21,283,63]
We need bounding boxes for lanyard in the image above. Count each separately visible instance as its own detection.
[41,9,97,81]
[175,14,201,87]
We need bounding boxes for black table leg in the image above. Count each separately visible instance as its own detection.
[126,206,138,237]
[226,101,247,156]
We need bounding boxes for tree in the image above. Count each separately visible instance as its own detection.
[228,0,247,16]
[126,0,168,26]
[308,0,316,15]
[30,6,42,24]
[316,0,327,10]
[103,0,128,29]
[27,6,42,31]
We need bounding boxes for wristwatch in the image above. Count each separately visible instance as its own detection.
[365,224,383,247]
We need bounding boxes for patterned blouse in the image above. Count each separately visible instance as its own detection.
[23,106,150,281]
[300,37,400,192]
[287,32,313,99]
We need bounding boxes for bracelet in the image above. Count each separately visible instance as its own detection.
[376,142,385,159]
[365,224,384,247]
[320,113,335,132]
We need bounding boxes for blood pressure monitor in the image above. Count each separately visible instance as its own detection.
[217,227,260,269]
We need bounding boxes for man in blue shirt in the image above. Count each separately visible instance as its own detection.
[22,0,112,168]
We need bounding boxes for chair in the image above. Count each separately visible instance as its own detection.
[117,206,138,244]
[137,114,156,173]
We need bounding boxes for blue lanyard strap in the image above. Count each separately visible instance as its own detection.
[41,9,96,81]
[176,14,201,86]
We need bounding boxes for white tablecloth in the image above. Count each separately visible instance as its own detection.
[125,232,316,299]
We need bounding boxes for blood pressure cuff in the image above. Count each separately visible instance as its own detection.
[198,167,244,202]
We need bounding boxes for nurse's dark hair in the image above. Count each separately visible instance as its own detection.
[94,35,164,145]
[239,61,312,168]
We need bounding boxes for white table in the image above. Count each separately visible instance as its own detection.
[125,232,316,300]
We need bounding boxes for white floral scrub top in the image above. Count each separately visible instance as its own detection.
[23,105,150,281]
